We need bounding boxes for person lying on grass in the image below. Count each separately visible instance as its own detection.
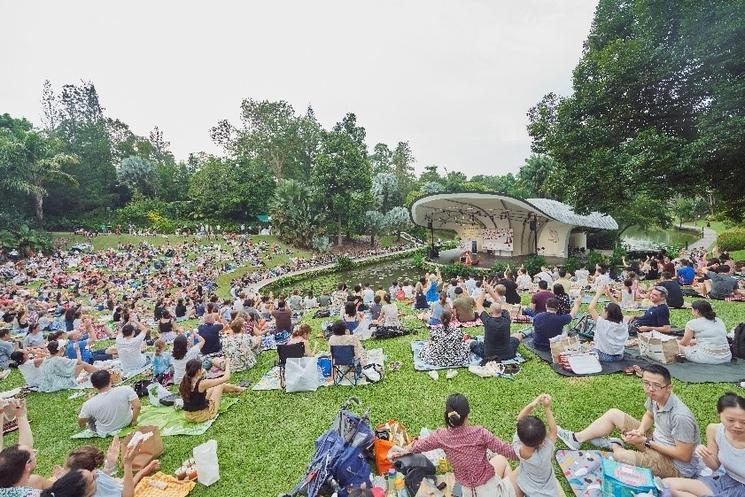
[512,394,565,497]
[392,393,517,497]
[557,364,702,479]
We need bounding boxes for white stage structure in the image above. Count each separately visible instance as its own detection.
[410,193,618,259]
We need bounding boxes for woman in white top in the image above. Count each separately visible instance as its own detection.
[587,292,628,362]
[379,294,402,328]
[171,333,206,385]
[679,300,732,364]
[664,392,745,496]
[515,268,533,291]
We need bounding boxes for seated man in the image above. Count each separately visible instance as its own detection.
[531,296,582,350]
[557,365,701,479]
[451,287,476,322]
[115,323,149,372]
[197,313,224,355]
[65,331,111,364]
[658,272,684,309]
[523,280,554,317]
[676,260,695,285]
[628,286,672,334]
[78,370,141,436]
[469,283,523,361]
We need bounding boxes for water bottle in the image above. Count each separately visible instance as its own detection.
[386,469,397,497]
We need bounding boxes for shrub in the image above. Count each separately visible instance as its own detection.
[335,256,354,271]
[411,253,425,270]
[718,228,745,252]
[564,256,581,274]
[522,254,546,276]
[609,246,628,268]
[440,263,481,279]
[491,262,508,275]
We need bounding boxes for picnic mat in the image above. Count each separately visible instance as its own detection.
[556,449,608,497]
[252,348,385,391]
[523,337,743,383]
[134,472,195,497]
[71,397,239,439]
[410,339,524,371]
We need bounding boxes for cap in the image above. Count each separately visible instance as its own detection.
[653,285,669,296]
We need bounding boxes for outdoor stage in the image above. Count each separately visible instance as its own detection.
[432,248,566,268]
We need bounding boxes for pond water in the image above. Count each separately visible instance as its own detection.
[277,259,423,294]
[621,226,699,251]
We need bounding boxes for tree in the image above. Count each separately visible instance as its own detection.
[671,197,696,228]
[371,172,398,212]
[385,206,411,241]
[118,156,158,197]
[270,179,325,248]
[312,117,372,246]
[516,154,561,199]
[391,141,416,199]
[421,181,445,194]
[370,143,393,174]
[364,210,387,247]
[0,114,78,224]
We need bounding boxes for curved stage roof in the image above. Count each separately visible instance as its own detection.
[410,192,618,231]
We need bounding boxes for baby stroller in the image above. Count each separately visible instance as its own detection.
[283,397,375,497]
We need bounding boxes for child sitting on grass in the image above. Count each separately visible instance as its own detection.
[512,394,565,497]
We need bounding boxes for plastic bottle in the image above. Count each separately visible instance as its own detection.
[394,475,409,497]
[386,469,397,497]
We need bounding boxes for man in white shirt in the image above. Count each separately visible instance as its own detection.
[115,323,148,373]
[78,370,140,436]
[535,267,554,285]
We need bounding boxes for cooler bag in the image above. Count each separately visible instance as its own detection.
[601,457,658,496]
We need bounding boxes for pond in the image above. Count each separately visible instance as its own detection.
[275,259,424,295]
[621,225,700,251]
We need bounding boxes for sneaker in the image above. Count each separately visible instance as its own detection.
[446,369,458,379]
[589,437,624,450]
[557,426,581,450]
[428,370,439,381]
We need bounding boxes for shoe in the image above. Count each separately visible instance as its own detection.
[589,437,624,450]
[557,426,581,450]
[446,369,458,379]
[428,370,439,381]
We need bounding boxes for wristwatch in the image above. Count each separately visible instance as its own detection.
[644,437,653,449]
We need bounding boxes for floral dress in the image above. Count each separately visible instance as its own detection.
[221,334,259,371]
[419,325,470,367]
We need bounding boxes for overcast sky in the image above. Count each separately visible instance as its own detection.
[1,0,597,177]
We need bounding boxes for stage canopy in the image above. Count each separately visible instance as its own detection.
[410,192,618,258]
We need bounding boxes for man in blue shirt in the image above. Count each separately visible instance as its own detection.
[65,331,112,364]
[676,260,695,285]
[630,286,672,334]
[532,295,582,350]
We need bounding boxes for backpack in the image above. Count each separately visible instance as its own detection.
[731,322,745,360]
[132,380,151,398]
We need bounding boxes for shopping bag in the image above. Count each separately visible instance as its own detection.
[285,357,320,392]
[601,457,658,496]
[549,334,581,363]
[193,439,220,486]
[567,352,603,374]
[639,332,678,364]
[122,426,164,472]
[147,382,172,407]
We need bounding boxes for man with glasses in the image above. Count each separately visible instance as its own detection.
[628,286,672,335]
[556,365,702,478]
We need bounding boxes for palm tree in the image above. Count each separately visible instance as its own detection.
[0,125,78,224]
[270,179,325,248]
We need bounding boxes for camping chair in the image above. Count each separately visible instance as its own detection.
[331,345,359,386]
[277,342,305,388]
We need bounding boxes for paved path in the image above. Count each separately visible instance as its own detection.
[252,246,422,292]
[684,225,717,250]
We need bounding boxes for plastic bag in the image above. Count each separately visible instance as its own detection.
[285,357,320,392]
[193,439,220,486]
[147,382,172,407]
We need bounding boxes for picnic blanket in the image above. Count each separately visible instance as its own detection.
[410,339,524,371]
[252,348,385,391]
[74,362,151,390]
[71,397,239,439]
[523,336,744,383]
[556,449,608,497]
[522,336,652,377]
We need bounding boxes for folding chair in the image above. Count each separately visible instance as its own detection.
[277,342,305,389]
[331,345,359,386]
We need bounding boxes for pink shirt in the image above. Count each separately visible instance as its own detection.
[410,425,516,487]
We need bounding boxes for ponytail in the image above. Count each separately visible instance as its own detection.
[444,393,469,428]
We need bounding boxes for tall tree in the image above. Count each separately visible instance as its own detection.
[370,143,393,174]
[391,141,416,199]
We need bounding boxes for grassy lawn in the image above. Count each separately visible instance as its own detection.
[731,249,745,260]
[4,237,745,497]
[691,219,733,234]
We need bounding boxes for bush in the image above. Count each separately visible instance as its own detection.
[411,253,425,271]
[609,246,628,268]
[564,256,581,274]
[440,263,481,279]
[491,262,508,275]
[335,256,354,271]
[718,228,745,252]
[522,254,546,276]
[586,250,608,269]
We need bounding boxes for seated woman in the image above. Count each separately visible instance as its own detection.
[663,392,745,497]
[327,320,366,365]
[587,292,629,362]
[38,340,99,392]
[287,323,314,356]
[180,359,244,423]
[221,318,259,371]
[678,300,732,364]
[418,311,470,367]
[413,287,430,310]
[171,333,206,385]
[425,270,442,304]
[618,278,637,308]
[552,283,572,315]
[342,302,363,332]
[428,292,450,326]
[157,310,181,343]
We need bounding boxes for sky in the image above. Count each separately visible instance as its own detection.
[0,0,597,177]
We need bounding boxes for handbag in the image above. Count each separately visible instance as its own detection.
[549,334,581,363]
[122,426,164,471]
[639,332,678,364]
[284,357,320,392]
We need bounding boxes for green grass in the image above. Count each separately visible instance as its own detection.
[730,249,745,260]
[5,236,745,496]
[691,219,733,235]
